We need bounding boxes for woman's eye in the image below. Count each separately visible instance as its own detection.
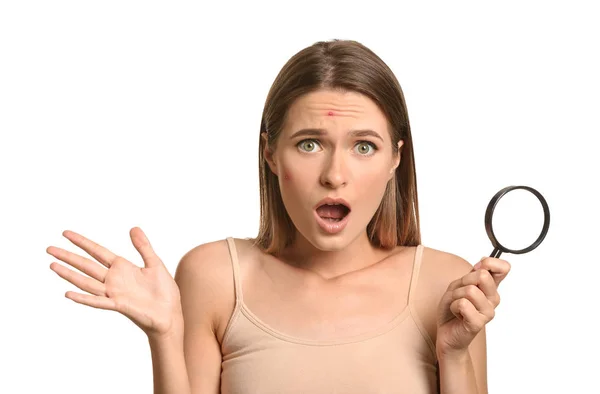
[355,141,377,155]
[297,139,322,152]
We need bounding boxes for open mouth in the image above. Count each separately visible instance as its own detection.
[315,202,351,222]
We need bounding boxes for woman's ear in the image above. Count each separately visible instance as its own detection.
[261,132,278,175]
[389,140,404,178]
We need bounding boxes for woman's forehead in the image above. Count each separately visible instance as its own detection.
[289,89,381,115]
[284,90,389,134]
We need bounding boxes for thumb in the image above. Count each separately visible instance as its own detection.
[130,227,162,268]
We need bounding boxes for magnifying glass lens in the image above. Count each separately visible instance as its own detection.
[491,188,546,251]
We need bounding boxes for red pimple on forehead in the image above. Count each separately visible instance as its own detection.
[327,111,335,116]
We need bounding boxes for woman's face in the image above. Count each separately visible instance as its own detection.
[264,89,403,251]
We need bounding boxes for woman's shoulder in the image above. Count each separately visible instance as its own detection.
[175,238,244,342]
[176,238,234,279]
[410,246,476,342]
[419,245,475,287]
[176,236,258,270]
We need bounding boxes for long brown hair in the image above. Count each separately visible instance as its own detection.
[252,39,421,254]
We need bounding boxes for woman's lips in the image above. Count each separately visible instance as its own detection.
[313,197,351,234]
[313,209,350,234]
[313,197,352,212]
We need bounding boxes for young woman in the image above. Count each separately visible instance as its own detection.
[48,39,511,394]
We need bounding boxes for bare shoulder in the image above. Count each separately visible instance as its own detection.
[174,241,239,392]
[412,246,476,344]
[420,246,475,288]
[174,238,236,344]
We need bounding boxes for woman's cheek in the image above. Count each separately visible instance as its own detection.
[278,167,300,194]
[280,162,306,186]
[356,171,388,200]
[280,157,317,191]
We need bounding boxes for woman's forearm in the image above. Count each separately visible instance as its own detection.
[148,331,191,394]
[437,351,480,394]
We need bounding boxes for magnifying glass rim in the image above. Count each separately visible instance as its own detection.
[485,185,550,255]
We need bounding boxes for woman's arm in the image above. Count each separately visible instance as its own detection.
[437,330,486,394]
[148,326,191,394]
[148,312,222,394]
[149,242,227,394]
[416,250,490,394]
[435,254,509,394]
[438,352,478,393]
[171,242,231,394]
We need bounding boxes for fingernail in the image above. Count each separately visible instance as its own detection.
[474,261,482,270]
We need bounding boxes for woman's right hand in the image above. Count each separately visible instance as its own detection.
[48,227,183,340]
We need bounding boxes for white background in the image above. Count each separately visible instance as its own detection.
[1,1,597,393]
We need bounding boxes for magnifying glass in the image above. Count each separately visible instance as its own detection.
[484,185,550,258]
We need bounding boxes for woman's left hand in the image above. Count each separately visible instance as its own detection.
[436,257,511,357]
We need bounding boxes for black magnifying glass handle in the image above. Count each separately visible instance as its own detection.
[479,247,503,275]
[490,247,502,259]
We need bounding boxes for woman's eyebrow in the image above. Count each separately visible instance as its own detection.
[289,128,384,142]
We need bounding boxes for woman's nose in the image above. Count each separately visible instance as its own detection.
[320,151,348,188]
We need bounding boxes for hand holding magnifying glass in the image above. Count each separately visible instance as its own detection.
[436,185,550,358]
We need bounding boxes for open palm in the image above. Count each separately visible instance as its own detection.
[48,227,182,338]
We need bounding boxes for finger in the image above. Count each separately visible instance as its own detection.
[130,227,161,268]
[65,291,116,311]
[50,262,106,297]
[475,257,511,287]
[446,276,463,292]
[450,298,487,333]
[62,230,118,268]
[47,246,107,283]
[452,284,497,315]
[459,269,500,306]
[446,267,487,292]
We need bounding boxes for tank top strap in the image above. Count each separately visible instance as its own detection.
[225,237,243,303]
[407,244,424,305]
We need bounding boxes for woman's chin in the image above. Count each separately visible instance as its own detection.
[301,228,358,253]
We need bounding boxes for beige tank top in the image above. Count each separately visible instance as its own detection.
[220,238,438,394]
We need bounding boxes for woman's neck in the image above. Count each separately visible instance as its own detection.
[280,232,397,280]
